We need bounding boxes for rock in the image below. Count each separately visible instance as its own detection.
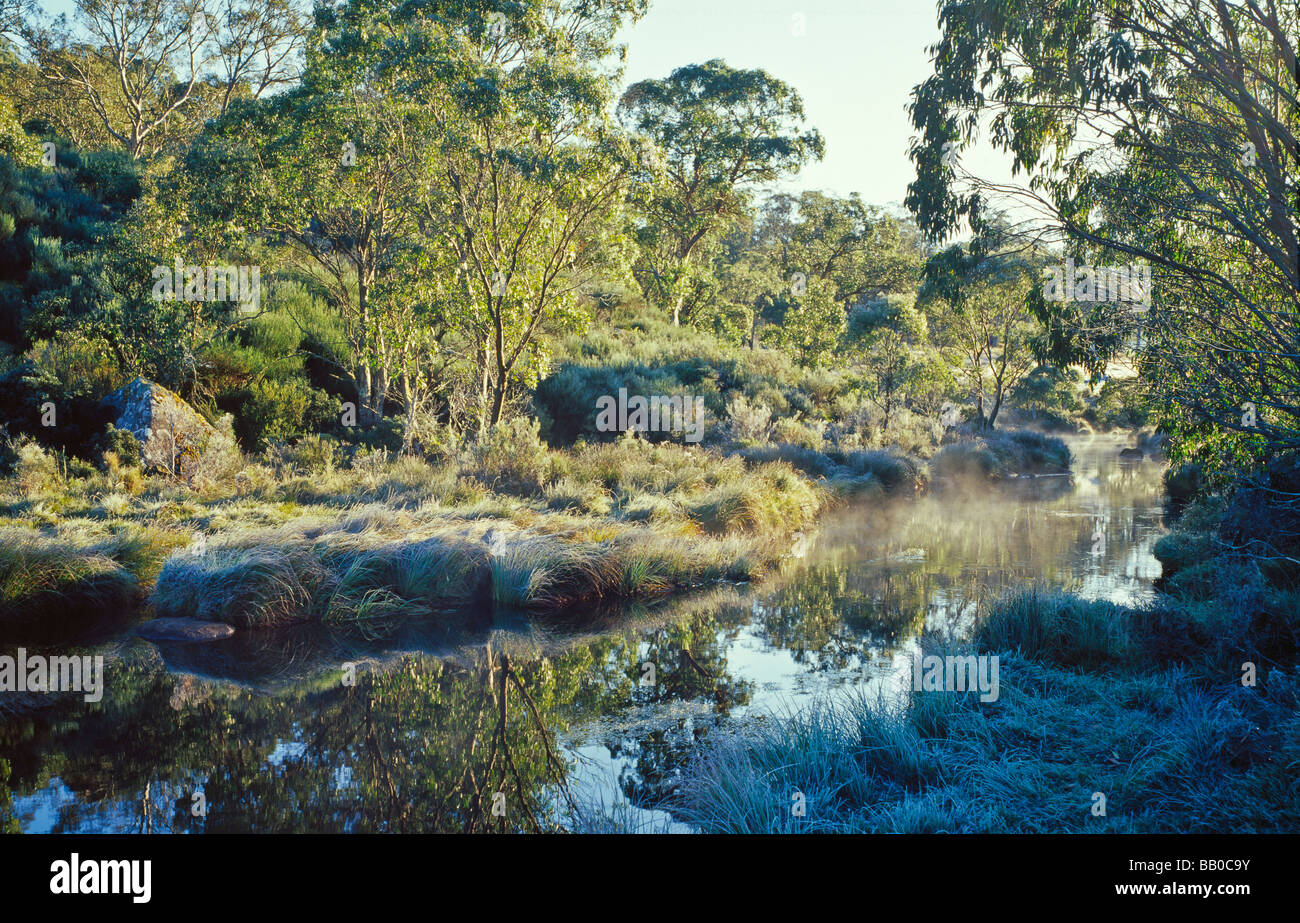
[101,377,216,478]
[137,618,235,642]
[1118,447,1144,460]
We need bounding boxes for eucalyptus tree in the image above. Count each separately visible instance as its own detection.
[848,295,928,434]
[190,0,643,437]
[759,273,845,368]
[619,59,824,326]
[921,224,1044,429]
[759,191,924,308]
[383,0,645,433]
[907,0,1299,468]
[186,15,429,427]
[19,0,308,160]
[751,191,925,363]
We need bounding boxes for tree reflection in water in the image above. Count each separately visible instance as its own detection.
[0,436,1166,832]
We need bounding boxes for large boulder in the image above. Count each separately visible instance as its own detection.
[102,377,216,478]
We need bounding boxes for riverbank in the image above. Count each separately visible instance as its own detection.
[0,433,1164,832]
[670,467,1300,832]
[0,426,1074,641]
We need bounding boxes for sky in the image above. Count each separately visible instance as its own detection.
[615,0,943,210]
[35,0,1021,217]
[618,0,1022,217]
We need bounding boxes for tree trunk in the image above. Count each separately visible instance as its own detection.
[400,374,418,454]
[476,346,492,438]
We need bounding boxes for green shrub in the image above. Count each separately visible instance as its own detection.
[725,393,772,445]
[932,429,1070,481]
[1165,462,1205,504]
[1009,366,1084,428]
[976,586,1132,666]
[98,423,141,469]
[841,449,920,491]
[223,376,340,451]
[1086,377,1152,430]
[1152,531,1219,581]
[8,436,60,495]
[283,434,340,476]
[470,418,552,493]
[930,441,998,480]
[1217,451,1300,582]
[772,417,825,450]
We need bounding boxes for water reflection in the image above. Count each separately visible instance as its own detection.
[1,435,1166,833]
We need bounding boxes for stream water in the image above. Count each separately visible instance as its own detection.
[1,434,1167,833]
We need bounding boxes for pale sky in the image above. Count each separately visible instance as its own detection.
[617,0,940,209]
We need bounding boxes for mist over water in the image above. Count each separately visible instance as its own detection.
[2,434,1167,833]
[560,433,1167,829]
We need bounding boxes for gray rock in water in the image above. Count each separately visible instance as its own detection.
[1118,447,1144,460]
[102,377,217,478]
[137,618,235,642]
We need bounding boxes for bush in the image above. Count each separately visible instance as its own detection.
[771,417,825,451]
[1086,377,1152,430]
[470,418,552,493]
[976,586,1132,667]
[1217,451,1300,581]
[98,423,141,469]
[7,435,60,495]
[726,394,771,445]
[0,360,113,459]
[1009,366,1084,428]
[841,449,921,492]
[222,376,340,451]
[929,441,998,480]
[281,434,340,476]
[932,429,1070,481]
[188,414,243,488]
[404,411,459,463]
[1165,462,1205,504]
[1152,531,1220,581]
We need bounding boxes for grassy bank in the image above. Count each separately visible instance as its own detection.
[0,432,832,634]
[0,402,1069,636]
[0,289,1080,636]
[672,479,1300,831]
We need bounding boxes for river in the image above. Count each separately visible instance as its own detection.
[1,434,1166,833]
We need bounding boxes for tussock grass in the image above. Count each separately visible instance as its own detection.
[2,417,829,635]
[975,585,1132,667]
[0,530,138,626]
[153,524,493,628]
[676,571,1300,833]
[737,444,923,496]
[150,505,776,629]
[488,535,616,609]
[932,429,1071,481]
[686,463,822,535]
[676,652,1300,833]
